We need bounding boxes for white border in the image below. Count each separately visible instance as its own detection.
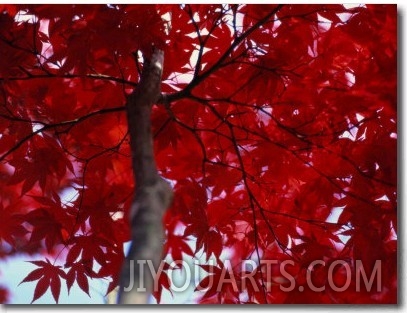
[1,1,404,312]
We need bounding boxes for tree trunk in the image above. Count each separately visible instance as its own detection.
[117,49,174,304]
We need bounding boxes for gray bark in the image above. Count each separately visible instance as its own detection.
[117,49,174,304]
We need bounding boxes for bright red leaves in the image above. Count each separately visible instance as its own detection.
[0,4,397,304]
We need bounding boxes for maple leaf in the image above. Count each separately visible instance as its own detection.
[152,262,173,304]
[19,259,67,303]
[165,234,194,262]
[23,208,68,253]
[7,134,74,195]
[196,260,240,303]
[65,262,94,296]
[0,203,28,247]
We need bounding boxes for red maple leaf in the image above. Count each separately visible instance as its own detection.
[19,259,67,303]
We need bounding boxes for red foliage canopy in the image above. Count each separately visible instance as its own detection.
[0,4,396,304]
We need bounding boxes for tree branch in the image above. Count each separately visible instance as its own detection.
[0,72,137,87]
[160,4,285,105]
[117,49,173,304]
[0,106,125,162]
